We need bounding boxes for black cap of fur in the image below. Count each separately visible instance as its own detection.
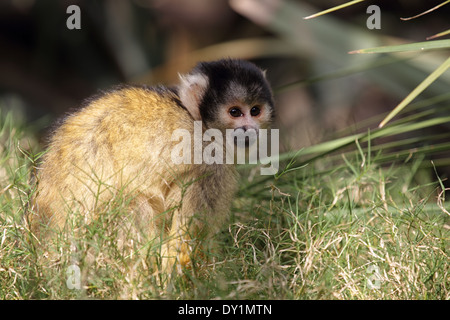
[193,59,274,124]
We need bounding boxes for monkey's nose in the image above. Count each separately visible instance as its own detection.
[236,126,258,133]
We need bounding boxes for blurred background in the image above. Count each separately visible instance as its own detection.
[1,0,449,166]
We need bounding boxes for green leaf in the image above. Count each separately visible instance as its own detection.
[349,39,450,54]
[379,56,450,128]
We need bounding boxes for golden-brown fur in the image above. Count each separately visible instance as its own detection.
[30,59,274,276]
[31,86,237,272]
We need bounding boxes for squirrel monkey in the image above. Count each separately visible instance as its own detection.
[30,59,275,274]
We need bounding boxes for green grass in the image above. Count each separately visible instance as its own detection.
[0,110,448,300]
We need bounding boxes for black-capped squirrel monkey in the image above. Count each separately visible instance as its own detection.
[31,59,275,274]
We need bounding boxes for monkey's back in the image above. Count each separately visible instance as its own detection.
[32,86,198,230]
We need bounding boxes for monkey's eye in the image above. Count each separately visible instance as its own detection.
[229,107,243,117]
[250,106,261,117]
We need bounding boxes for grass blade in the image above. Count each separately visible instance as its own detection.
[379,56,450,128]
[427,29,450,40]
[349,39,450,54]
[303,0,366,20]
[400,0,450,21]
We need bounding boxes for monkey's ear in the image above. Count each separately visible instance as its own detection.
[262,69,268,78]
[178,73,209,121]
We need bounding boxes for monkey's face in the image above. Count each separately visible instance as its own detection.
[221,99,274,148]
[200,60,274,131]
[178,59,275,146]
[207,95,273,145]
[203,75,274,148]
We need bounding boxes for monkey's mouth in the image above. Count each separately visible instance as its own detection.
[233,136,251,148]
[232,128,258,148]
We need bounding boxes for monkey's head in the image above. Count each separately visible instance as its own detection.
[178,59,275,139]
